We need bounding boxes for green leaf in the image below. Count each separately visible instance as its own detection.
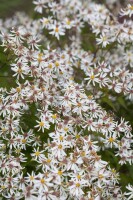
[117,96,128,110]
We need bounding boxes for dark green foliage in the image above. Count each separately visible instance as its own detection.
[0,0,33,18]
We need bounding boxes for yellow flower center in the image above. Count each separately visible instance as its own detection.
[58,144,63,149]
[108,137,115,143]
[52,114,57,119]
[16,87,21,93]
[66,20,71,25]
[98,174,104,179]
[31,85,35,89]
[88,95,93,99]
[40,178,45,184]
[47,159,51,163]
[58,170,63,176]
[1,186,5,189]
[76,182,80,187]
[22,139,27,143]
[61,54,65,59]
[75,134,80,139]
[111,169,116,173]
[77,102,82,107]
[30,176,34,180]
[55,27,59,32]
[39,122,44,127]
[38,53,43,62]
[17,68,22,74]
[77,175,81,179]
[81,151,85,157]
[129,5,133,10]
[41,87,45,91]
[2,128,7,132]
[70,76,74,80]
[38,56,43,63]
[90,75,95,80]
[16,149,21,154]
[55,61,59,67]
[48,63,53,68]
[103,36,107,41]
[35,151,40,156]
[64,127,68,132]
[59,136,64,141]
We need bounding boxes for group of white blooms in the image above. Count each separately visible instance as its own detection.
[0,0,133,199]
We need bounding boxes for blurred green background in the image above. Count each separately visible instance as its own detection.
[0,0,33,18]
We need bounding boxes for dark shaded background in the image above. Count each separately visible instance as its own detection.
[0,0,131,19]
[0,0,33,18]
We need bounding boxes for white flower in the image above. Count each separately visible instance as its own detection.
[40,17,53,29]
[51,141,67,159]
[38,190,58,200]
[31,147,45,160]
[96,33,110,47]
[104,132,118,148]
[85,71,100,86]
[33,0,46,13]
[121,4,133,17]
[49,22,65,40]
[69,180,86,198]
[35,120,50,132]
[125,184,133,199]
[34,173,53,192]
[63,18,75,29]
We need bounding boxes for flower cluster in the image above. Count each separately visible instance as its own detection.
[0,0,133,199]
